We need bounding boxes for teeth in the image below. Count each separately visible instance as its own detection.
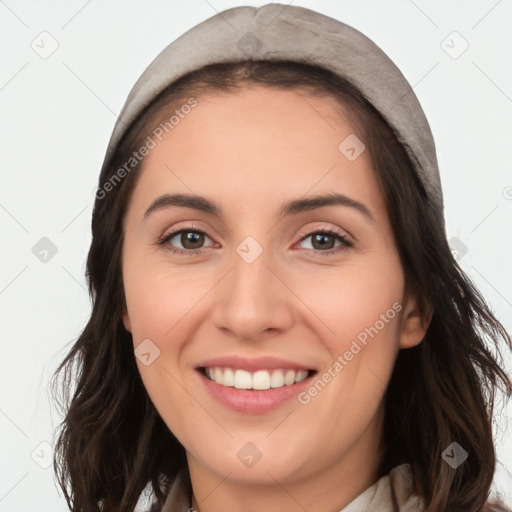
[204,367,310,389]
[284,369,296,385]
[270,370,285,388]
[234,369,252,389]
[223,367,234,386]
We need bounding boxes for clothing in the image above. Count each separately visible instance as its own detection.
[155,463,424,511]
[99,3,444,227]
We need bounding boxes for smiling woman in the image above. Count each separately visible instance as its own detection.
[50,4,511,512]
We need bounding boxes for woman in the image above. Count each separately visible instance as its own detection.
[51,4,512,511]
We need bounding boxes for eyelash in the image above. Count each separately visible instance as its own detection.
[156,226,354,257]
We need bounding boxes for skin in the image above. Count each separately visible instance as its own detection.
[121,86,430,512]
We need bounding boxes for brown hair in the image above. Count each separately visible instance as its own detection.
[51,60,512,511]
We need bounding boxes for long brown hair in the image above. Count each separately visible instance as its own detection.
[51,60,512,511]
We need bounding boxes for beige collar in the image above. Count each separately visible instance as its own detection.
[160,463,424,512]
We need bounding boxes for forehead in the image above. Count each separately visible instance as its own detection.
[127,86,386,222]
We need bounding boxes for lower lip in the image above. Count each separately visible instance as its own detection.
[197,370,314,414]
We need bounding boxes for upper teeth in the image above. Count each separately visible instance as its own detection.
[205,367,309,390]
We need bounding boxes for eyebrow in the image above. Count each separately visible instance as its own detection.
[143,192,375,223]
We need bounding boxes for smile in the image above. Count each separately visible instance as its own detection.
[201,367,313,390]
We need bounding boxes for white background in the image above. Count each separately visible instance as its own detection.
[1,1,511,510]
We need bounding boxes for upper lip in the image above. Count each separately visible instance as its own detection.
[197,355,315,372]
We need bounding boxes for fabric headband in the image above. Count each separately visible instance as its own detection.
[100,3,444,225]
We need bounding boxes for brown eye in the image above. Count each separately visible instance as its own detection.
[158,228,215,255]
[177,231,205,249]
[311,233,336,250]
[298,229,353,255]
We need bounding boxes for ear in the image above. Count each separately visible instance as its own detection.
[399,295,432,349]
[122,304,132,333]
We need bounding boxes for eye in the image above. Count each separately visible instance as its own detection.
[157,227,216,256]
[296,229,353,255]
[157,226,353,257]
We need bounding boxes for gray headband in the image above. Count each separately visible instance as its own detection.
[101,3,444,224]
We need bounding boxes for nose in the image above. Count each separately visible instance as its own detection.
[210,242,294,342]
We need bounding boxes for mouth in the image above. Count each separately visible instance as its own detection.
[194,355,319,413]
[199,366,317,390]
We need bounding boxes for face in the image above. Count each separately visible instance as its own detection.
[121,86,428,491]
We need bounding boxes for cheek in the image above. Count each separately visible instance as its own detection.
[123,258,206,342]
[122,261,207,438]
[292,252,405,355]
[291,252,405,424]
